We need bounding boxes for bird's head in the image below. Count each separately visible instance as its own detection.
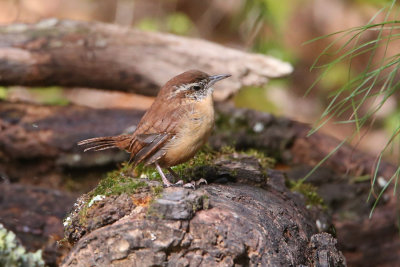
[162,70,231,101]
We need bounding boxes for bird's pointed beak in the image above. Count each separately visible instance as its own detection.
[208,74,231,86]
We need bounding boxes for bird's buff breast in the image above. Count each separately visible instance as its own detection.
[161,96,214,167]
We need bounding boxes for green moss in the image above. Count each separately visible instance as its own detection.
[168,146,275,181]
[83,146,274,207]
[87,146,274,202]
[73,145,278,228]
[133,164,161,181]
[90,164,147,197]
[151,185,164,196]
[76,164,148,225]
[78,207,89,225]
[167,146,210,176]
[244,149,276,169]
[168,145,228,180]
[288,180,325,208]
[220,146,236,154]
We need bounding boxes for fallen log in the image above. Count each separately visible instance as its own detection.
[1,101,395,179]
[61,153,345,267]
[0,101,143,161]
[0,19,292,100]
[1,101,398,266]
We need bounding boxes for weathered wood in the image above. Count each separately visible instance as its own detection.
[1,101,396,179]
[0,101,143,161]
[2,101,398,266]
[61,156,345,267]
[0,19,292,100]
[287,163,400,266]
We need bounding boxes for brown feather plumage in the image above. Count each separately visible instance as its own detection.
[79,71,199,166]
[78,70,230,186]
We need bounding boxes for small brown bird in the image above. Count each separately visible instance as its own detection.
[78,70,230,187]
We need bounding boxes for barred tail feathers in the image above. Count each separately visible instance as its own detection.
[78,134,131,152]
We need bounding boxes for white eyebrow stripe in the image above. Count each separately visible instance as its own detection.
[167,82,202,99]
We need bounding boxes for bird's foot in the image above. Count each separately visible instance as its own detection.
[162,180,195,189]
[171,179,207,189]
[183,181,196,189]
[174,180,196,189]
[196,178,208,186]
[174,180,184,186]
[160,166,207,189]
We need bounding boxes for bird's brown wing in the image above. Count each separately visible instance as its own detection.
[128,98,192,166]
[129,133,170,165]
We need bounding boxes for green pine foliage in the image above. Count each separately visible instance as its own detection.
[306,0,400,215]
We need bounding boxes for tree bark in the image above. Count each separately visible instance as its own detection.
[1,103,398,267]
[0,101,143,161]
[0,19,292,100]
[61,156,345,267]
[0,101,396,179]
[1,18,397,267]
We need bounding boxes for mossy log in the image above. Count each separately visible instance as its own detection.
[0,19,292,101]
[0,101,395,179]
[0,18,397,267]
[61,154,345,267]
[1,101,399,266]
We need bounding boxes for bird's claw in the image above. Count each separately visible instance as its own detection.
[183,181,196,189]
[166,180,194,189]
[196,178,208,186]
[163,179,206,190]
[174,180,184,186]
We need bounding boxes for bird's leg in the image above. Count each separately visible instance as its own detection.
[166,167,180,182]
[155,163,194,188]
[196,178,208,186]
[155,162,173,187]
[168,168,207,187]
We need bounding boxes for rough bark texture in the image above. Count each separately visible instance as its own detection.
[0,19,292,101]
[1,101,398,266]
[212,104,397,179]
[287,165,400,267]
[61,155,345,267]
[0,101,143,162]
[1,101,395,179]
[0,18,396,267]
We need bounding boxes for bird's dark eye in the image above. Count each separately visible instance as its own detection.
[192,85,202,91]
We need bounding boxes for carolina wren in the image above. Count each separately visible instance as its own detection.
[78,70,231,187]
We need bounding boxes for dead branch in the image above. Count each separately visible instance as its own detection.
[0,19,292,100]
[0,101,143,161]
